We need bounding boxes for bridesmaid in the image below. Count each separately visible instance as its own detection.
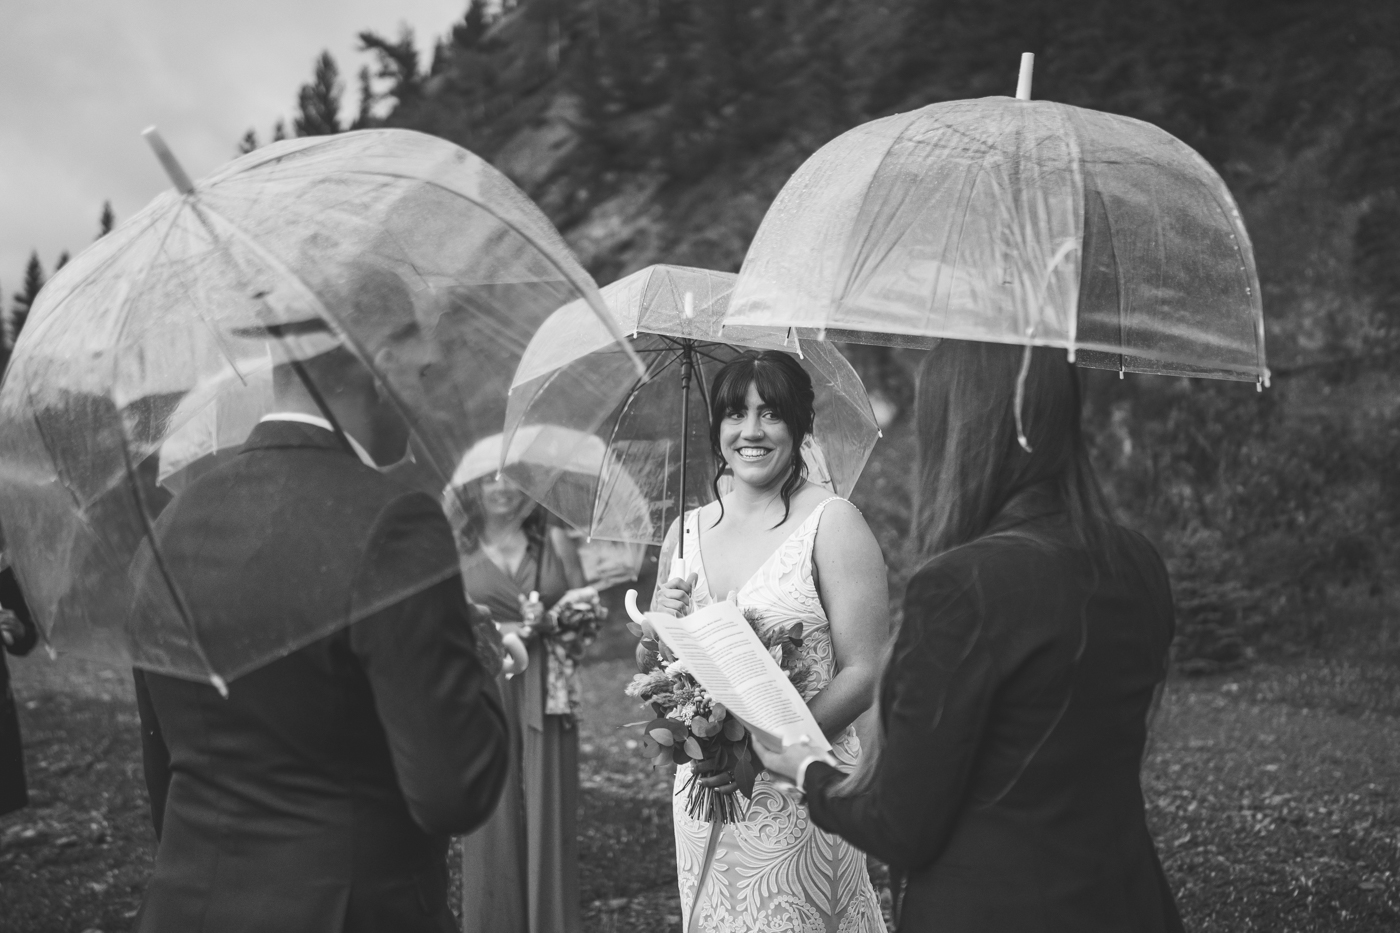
[756,341,1184,932]
[449,476,590,933]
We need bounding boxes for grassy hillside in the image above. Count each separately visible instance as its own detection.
[384,0,1400,665]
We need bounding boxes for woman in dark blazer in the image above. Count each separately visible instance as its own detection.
[756,341,1184,933]
[1,562,39,817]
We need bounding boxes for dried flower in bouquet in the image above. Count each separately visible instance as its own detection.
[527,588,607,717]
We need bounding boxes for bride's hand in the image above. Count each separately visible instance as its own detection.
[652,572,697,617]
[698,769,740,796]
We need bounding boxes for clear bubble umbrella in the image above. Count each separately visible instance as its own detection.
[725,84,1268,385]
[501,264,881,560]
[449,426,651,536]
[0,128,641,687]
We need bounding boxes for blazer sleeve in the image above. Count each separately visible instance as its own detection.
[132,668,171,841]
[804,562,1000,869]
[0,567,38,657]
[350,492,510,837]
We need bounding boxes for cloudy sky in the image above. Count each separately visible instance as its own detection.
[1,0,466,297]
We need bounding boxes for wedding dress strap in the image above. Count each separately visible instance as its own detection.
[800,495,846,540]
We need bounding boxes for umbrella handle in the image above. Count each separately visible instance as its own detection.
[625,555,689,622]
[624,589,647,625]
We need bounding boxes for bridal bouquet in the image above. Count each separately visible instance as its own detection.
[624,608,814,823]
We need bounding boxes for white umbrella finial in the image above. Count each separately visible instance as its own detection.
[1016,53,1035,101]
[142,126,196,195]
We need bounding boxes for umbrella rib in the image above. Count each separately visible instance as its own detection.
[694,351,716,497]
[153,208,260,388]
[106,206,187,357]
[190,201,458,497]
[501,356,578,480]
[691,346,734,366]
[593,371,655,540]
[329,168,645,378]
[16,206,168,352]
[831,115,920,324]
[75,202,230,687]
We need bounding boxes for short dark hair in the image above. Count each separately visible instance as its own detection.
[707,350,815,527]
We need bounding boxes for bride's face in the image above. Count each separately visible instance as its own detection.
[720,382,794,491]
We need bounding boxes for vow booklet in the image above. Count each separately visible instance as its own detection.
[646,601,833,754]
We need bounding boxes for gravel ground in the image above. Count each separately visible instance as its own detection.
[1,653,1395,932]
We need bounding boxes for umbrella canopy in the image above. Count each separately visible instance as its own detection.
[450,426,650,538]
[502,264,881,547]
[448,428,649,588]
[725,96,1267,383]
[157,356,274,494]
[0,128,638,684]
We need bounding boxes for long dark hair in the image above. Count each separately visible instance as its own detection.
[912,341,1114,561]
[839,340,1115,797]
[708,350,815,527]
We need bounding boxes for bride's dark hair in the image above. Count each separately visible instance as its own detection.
[708,350,815,527]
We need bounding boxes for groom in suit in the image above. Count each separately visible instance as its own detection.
[132,310,510,933]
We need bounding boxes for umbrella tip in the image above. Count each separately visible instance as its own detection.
[1016,52,1035,100]
[209,673,229,698]
[142,126,196,195]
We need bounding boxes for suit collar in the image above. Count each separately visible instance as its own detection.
[241,419,359,458]
[258,413,376,466]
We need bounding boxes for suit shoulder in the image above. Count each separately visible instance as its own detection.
[351,490,460,619]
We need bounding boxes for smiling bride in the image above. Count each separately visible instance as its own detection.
[650,350,888,933]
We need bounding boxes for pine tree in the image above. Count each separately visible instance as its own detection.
[351,66,376,129]
[98,201,115,238]
[452,0,489,50]
[272,120,288,142]
[11,252,45,347]
[294,51,344,137]
[54,251,70,271]
[238,129,259,154]
[358,27,422,110]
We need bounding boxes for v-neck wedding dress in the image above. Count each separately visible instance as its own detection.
[672,497,883,933]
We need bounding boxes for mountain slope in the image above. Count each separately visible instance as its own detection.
[387,0,1400,663]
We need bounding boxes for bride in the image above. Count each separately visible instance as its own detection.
[652,350,888,933]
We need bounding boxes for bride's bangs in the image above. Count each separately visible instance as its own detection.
[709,353,814,439]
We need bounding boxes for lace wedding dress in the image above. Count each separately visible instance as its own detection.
[672,497,884,933]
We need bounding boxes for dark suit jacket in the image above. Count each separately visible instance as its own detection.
[0,566,38,816]
[133,421,510,933]
[805,492,1183,933]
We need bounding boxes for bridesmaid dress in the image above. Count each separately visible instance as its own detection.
[458,538,582,933]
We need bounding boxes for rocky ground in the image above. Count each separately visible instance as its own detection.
[0,650,1396,932]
